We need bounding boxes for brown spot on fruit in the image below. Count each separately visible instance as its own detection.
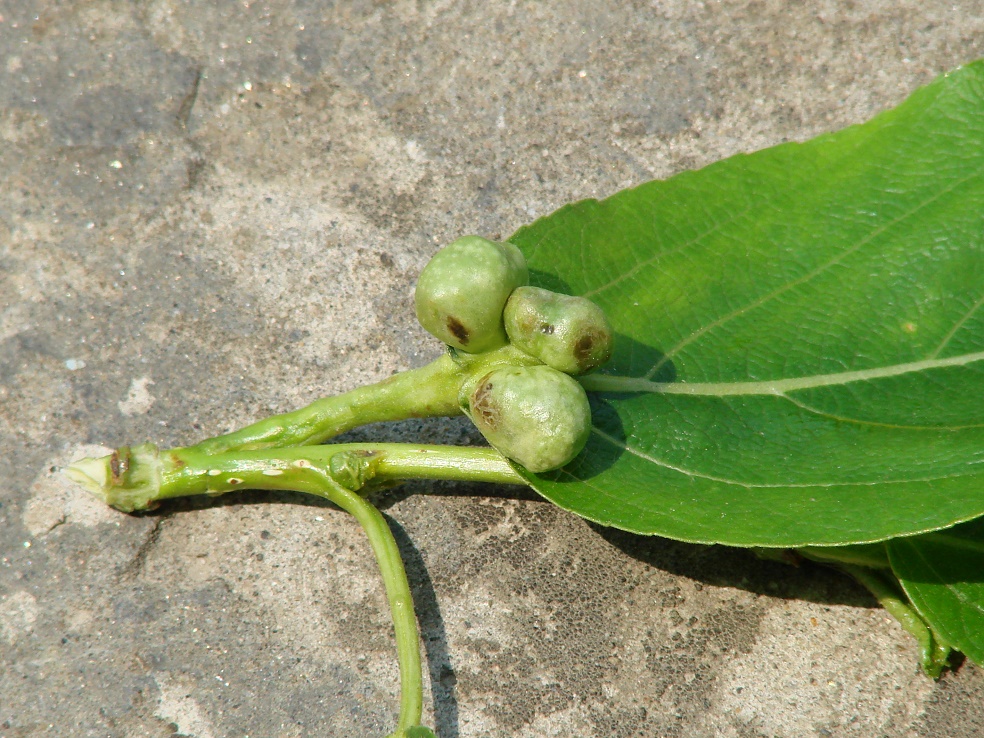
[446,316,470,345]
[573,328,612,372]
[470,373,500,431]
[574,333,596,360]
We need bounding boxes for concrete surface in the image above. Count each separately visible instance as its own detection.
[2,2,983,736]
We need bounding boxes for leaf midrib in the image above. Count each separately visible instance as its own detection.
[581,349,984,396]
[589,426,984,489]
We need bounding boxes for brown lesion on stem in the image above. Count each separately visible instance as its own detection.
[109,447,128,485]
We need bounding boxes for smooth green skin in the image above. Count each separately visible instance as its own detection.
[503,286,613,375]
[463,365,592,473]
[508,59,984,548]
[414,235,528,352]
[392,728,438,738]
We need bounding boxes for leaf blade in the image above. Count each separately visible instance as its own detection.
[889,519,984,665]
[508,60,984,546]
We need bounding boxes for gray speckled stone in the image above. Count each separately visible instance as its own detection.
[2,2,983,736]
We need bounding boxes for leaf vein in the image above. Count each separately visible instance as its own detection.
[591,426,983,488]
[779,394,984,431]
[929,290,984,359]
[580,202,757,299]
[645,164,984,379]
[901,542,984,620]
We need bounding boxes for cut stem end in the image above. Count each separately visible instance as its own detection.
[63,443,163,513]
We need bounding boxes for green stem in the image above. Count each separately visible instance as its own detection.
[186,345,541,458]
[65,442,524,513]
[797,546,954,676]
[159,443,524,504]
[838,563,950,678]
[796,543,892,570]
[325,476,424,732]
[65,442,523,736]
[64,343,544,737]
[192,354,465,455]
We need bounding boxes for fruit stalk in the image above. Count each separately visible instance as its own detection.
[190,354,465,456]
[64,441,524,513]
[65,441,524,737]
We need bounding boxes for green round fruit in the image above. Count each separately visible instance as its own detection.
[503,286,613,375]
[462,364,591,472]
[415,236,528,353]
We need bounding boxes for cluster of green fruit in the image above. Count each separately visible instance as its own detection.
[414,236,613,472]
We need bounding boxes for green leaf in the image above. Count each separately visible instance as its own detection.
[889,519,984,666]
[508,60,984,547]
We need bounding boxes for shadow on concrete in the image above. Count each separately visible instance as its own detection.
[142,469,884,733]
[588,523,877,609]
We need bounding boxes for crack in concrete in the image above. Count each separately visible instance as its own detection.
[176,67,203,130]
[120,516,166,581]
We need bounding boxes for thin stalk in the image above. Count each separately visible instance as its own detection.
[321,475,424,732]
[191,354,465,455]
[796,543,892,570]
[64,442,524,513]
[184,345,541,458]
[159,443,524,504]
[66,443,524,736]
[192,464,425,731]
[838,563,951,678]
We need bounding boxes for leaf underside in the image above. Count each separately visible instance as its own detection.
[508,60,984,549]
[890,519,984,666]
